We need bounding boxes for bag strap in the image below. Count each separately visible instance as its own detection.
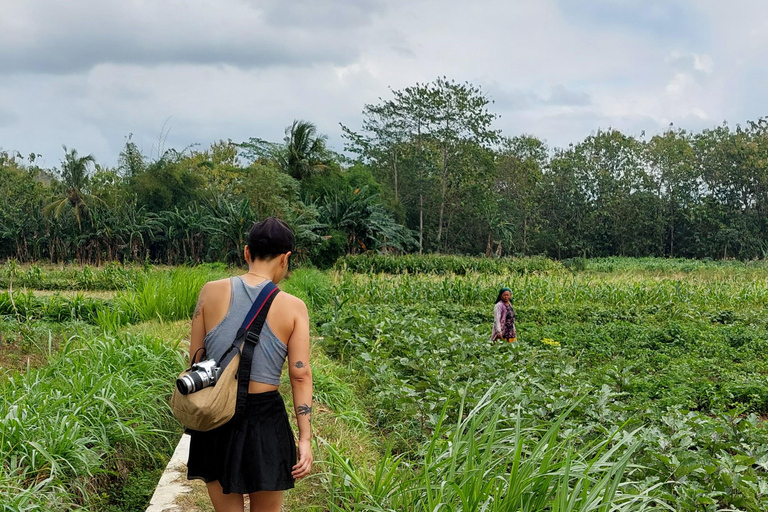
[234,281,279,420]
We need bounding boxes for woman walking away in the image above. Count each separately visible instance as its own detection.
[186,217,313,512]
[492,287,517,343]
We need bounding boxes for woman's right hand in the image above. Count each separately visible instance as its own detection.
[292,439,313,479]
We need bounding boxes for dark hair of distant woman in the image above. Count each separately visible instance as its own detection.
[492,287,517,343]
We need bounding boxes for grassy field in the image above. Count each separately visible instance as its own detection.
[317,257,768,512]
[1,257,767,511]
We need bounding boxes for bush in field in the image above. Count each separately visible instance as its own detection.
[0,261,141,291]
[0,267,216,329]
[0,291,105,324]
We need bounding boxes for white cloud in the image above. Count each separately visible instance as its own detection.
[693,54,714,74]
[666,73,694,95]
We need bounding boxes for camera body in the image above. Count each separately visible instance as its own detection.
[176,359,222,395]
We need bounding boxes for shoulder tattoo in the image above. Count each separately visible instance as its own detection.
[192,297,203,320]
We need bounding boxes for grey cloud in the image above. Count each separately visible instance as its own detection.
[0,0,384,74]
[557,0,709,45]
[257,0,385,28]
[0,107,20,128]
[546,85,591,106]
[667,52,713,76]
[491,85,592,111]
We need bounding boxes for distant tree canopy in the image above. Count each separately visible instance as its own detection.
[2,78,768,266]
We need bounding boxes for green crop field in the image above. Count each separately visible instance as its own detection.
[1,257,767,511]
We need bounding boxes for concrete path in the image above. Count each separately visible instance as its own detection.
[145,434,194,512]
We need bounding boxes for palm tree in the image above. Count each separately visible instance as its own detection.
[281,120,331,180]
[44,146,101,230]
[317,186,415,253]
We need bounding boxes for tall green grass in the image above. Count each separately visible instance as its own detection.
[337,254,768,276]
[331,271,768,312]
[0,261,231,292]
[0,331,185,510]
[115,267,211,323]
[1,267,218,330]
[325,384,666,512]
[282,268,334,313]
[582,257,768,273]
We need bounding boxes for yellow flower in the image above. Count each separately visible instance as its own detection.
[540,338,561,347]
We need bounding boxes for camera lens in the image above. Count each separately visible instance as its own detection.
[176,373,200,395]
[176,367,214,395]
[190,371,207,391]
[176,370,212,395]
[176,375,193,395]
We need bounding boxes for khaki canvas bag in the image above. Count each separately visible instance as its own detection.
[171,282,279,432]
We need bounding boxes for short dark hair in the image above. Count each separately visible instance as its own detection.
[247,217,295,261]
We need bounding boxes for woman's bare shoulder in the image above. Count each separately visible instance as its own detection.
[275,290,308,313]
[199,277,232,299]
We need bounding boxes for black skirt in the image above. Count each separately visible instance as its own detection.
[187,391,296,494]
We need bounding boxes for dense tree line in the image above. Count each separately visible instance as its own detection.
[0,126,411,266]
[344,79,768,260]
[2,78,768,265]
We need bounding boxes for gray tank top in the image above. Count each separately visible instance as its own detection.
[203,277,288,386]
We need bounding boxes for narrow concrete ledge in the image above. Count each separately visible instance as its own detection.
[146,434,192,512]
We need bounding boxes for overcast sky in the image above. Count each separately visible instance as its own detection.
[1,0,766,168]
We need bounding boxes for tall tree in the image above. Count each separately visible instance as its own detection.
[118,134,145,178]
[647,128,698,257]
[571,130,654,256]
[495,136,547,255]
[283,120,331,181]
[238,120,333,181]
[344,77,499,253]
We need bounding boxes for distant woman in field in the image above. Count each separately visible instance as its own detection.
[186,217,313,512]
[492,287,517,342]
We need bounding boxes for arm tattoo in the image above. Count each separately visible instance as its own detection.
[192,297,203,320]
[294,360,305,369]
[297,403,312,416]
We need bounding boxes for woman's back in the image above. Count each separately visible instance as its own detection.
[202,276,288,386]
[194,273,308,393]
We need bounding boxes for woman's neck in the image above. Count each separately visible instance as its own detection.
[246,264,278,282]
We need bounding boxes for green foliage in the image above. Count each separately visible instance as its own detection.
[343,77,500,254]
[280,268,334,314]
[128,156,205,212]
[7,93,768,263]
[338,253,562,274]
[0,266,228,327]
[315,187,416,255]
[311,229,347,269]
[238,119,335,181]
[326,385,662,512]
[44,146,99,231]
[0,331,184,510]
[315,261,768,511]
